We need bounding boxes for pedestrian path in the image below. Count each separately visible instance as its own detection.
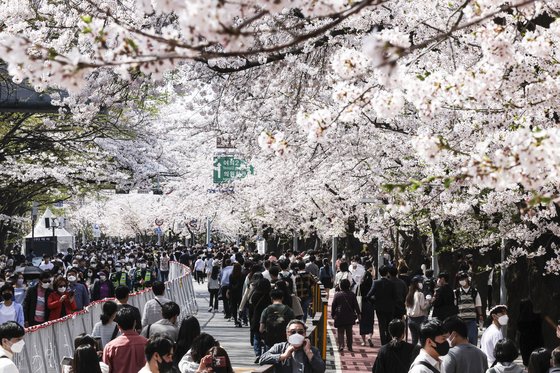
[326,290,379,373]
[191,280,256,371]
[192,280,339,373]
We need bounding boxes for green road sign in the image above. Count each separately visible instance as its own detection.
[213,156,254,184]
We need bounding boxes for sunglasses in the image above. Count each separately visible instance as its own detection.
[287,329,305,335]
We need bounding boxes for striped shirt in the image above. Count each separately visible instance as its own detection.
[35,287,46,323]
[92,321,119,349]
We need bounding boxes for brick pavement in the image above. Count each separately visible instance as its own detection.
[326,290,381,373]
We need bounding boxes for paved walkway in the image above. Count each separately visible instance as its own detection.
[326,290,379,373]
[191,280,256,371]
[192,279,381,373]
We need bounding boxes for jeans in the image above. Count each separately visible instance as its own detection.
[221,286,230,318]
[160,270,169,282]
[253,331,264,356]
[408,316,426,345]
[208,288,219,310]
[196,270,206,284]
[376,310,394,345]
[337,324,353,349]
[300,297,312,323]
[465,319,478,345]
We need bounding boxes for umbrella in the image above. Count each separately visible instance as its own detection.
[14,266,44,278]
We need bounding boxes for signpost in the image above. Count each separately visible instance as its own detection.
[213,156,254,184]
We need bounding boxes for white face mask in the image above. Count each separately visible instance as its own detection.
[99,276,106,281]
[459,280,468,287]
[67,276,77,282]
[10,340,25,354]
[41,282,50,289]
[498,315,509,326]
[287,332,305,347]
[417,283,423,290]
[58,287,67,293]
[140,264,147,269]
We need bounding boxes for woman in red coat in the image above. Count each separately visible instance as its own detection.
[47,276,77,320]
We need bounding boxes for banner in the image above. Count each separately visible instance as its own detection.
[14,262,196,373]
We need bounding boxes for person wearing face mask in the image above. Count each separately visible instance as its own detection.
[47,276,77,321]
[0,321,25,373]
[259,320,326,373]
[406,276,430,346]
[133,259,154,291]
[454,272,483,345]
[0,285,24,326]
[441,317,488,373]
[409,319,450,373]
[91,271,115,301]
[432,272,458,322]
[66,268,90,311]
[10,275,25,305]
[139,335,176,373]
[480,305,509,367]
[110,264,131,289]
[22,271,52,327]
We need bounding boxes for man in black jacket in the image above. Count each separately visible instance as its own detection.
[22,271,52,327]
[432,272,457,321]
[367,265,397,345]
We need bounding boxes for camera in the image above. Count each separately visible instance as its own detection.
[211,356,226,369]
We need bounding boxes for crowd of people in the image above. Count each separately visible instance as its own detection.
[326,252,560,373]
[0,242,330,373]
[1,241,559,373]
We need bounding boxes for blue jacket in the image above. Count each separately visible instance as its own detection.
[0,302,25,327]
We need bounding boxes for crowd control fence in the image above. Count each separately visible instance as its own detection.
[14,261,197,373]
[310,281,328,360]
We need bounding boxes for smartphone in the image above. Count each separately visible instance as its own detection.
[212,356,226,368]
[60,356,73,366]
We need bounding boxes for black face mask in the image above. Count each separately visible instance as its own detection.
[157,359,174,373]
[1,293,12,301]
[433,340,450,356]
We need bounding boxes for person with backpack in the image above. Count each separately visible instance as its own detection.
[259,319,326,373]
[260,289,295,350]
[294,261,316,323]
[454,272,483,345]
[334,261,353,292]
[141,281,171,327]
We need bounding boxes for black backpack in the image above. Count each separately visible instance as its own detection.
[264,306,289,346]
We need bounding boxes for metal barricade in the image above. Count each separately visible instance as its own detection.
[311,283,328,360]
[14,261,196,373]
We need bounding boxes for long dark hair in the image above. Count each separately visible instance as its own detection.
[208,346,234,373]
[211,266,220,280]
[100,301,118,325]
[190,333,218,363]
[405,278,422,308]
[73,345,102,373]
[175,316,201,365]
[231,263,242,280]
